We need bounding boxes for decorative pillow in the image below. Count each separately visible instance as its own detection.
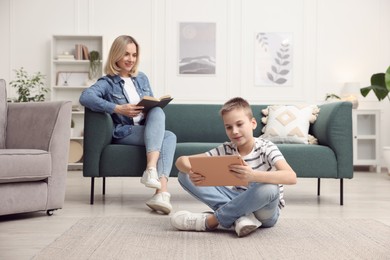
[260,105,320,144]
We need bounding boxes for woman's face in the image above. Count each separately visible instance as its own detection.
[117,42,137,77]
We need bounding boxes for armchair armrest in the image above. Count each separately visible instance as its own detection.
[311,101,353,178]
[7,101,72,208]
[83,107,113,177]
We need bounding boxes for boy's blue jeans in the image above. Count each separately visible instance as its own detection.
[178,172,280,228]
[113,107,177,178]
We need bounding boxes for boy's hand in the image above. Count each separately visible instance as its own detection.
[189,170,206,186]
[229,160,254,182]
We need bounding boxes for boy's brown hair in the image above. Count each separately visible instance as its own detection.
[219,97,253,119]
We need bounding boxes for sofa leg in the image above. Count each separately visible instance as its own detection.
[340,179,344,206]
[317,178,321,196]
[103,177,106,195]
[90,177,95,205]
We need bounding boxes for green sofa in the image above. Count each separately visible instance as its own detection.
[83,101,353,205]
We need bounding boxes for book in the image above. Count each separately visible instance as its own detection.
[136,95,173,112]
[81,45,89,60]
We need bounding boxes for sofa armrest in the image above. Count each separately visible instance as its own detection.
[311,101,353,178]
[83,107,113,177]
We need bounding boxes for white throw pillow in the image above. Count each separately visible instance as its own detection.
[260,105,320,144]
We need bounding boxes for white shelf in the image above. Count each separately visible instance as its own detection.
[51,35,104,168]
[352,109,380,172]
[54,86,89,89]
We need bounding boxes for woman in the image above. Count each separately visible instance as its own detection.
[79,35,176,214]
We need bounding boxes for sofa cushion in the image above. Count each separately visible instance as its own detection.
[0,79,7,149]
[0,149,51,183]
[277,144,337,178]
[261,105,319,144]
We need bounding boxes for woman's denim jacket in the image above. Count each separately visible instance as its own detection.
[79,72,153,139]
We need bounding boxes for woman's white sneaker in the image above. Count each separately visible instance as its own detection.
[140,167,161,189]
[146,192,172,214]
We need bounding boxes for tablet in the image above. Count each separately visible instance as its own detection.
[189,155,248,186]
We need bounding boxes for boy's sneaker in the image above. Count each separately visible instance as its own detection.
[171,210,208,231]
[234,213,262,237]
[140,167,161,189]
[146,192,172,215]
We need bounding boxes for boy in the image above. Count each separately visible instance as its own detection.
[171,97,297,237]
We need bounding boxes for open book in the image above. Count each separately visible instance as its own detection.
[136,95,173,112]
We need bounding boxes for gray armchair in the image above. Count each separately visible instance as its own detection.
[0,79,72,216]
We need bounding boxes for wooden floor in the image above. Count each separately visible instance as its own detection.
[0,170,389,260]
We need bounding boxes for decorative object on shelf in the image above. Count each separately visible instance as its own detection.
[68,140,83,163]
[360,65,390,173]
[56,71,89,86]
[60,72,72,86]
[340,82,360,109]
[9,67,49,102]
[57,51,75,61]
[89,51,101,80]
[71,119,75,137]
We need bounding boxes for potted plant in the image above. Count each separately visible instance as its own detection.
[360,65,390,174]
[89,50,101,81]
[9,67,49,102]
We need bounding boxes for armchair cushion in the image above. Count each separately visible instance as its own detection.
[0,149,51,184]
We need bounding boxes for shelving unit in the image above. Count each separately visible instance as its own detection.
[50,35,103,169]
[352,109,380,172]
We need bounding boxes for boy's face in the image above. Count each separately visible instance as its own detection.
[222,108,257,149]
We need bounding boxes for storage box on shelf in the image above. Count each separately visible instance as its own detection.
[51,35,103,169]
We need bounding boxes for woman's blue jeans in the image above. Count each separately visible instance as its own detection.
[113,107,177,178]
[178,172,280,228]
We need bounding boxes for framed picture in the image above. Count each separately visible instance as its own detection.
[255,32,293,86]
[179,22,216,75]
[56,71,89,86]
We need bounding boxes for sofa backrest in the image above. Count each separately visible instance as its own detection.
[164,104,266,143]
[0,79,7,149]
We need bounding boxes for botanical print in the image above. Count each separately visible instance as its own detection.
[179,22,216,75]
[255,32,293,86]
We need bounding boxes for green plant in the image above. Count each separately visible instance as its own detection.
[71,119,75,128]
[360,65,390,101]
[89,51,101,80]
[9,67,49,102]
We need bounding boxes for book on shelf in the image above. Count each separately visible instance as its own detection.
[136,95,173,112]
[75,44,90,60]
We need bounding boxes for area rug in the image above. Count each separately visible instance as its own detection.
[33,216,390,260]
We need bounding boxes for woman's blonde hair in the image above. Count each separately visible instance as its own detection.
[219,97,253,119]
[104,35,140,77]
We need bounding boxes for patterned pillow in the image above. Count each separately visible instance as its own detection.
[260,105,320,144]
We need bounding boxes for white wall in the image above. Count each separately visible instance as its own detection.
[1,0,390,148]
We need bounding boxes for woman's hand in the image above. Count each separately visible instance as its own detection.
[114,104,144,118]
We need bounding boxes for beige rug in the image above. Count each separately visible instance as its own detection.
[33,216,390,259]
